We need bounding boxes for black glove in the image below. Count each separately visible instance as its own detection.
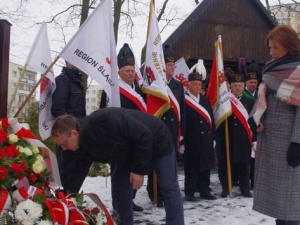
[287,142,300,168]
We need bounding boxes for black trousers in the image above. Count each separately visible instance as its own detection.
[218,159,250,193]
[184,168,210,196]
[276,219,300,225]
[56,145,79,188]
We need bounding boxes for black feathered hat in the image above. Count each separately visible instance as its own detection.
[231,73,244,83]
[245,72,258,81]
[188,72,202,82]
[163,44,175,63]
[117,43,135,69]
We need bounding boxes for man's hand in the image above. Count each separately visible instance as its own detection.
[130,172,144,190]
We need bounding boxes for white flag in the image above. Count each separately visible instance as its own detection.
[142,0,170,117]
[60,0,120,107]
[174,57,189,90]
[207,35,231,128]
[26,22,56,140]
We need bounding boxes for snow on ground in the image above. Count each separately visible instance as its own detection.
[80,169,275,225]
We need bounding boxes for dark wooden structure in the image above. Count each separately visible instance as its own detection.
[163,0,277,76]
[0,20,11,119]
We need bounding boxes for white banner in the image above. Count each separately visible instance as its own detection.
[60,0,120,107]
[26,22,56,140]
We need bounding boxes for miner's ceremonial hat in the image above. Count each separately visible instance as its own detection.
[117,43,135,69]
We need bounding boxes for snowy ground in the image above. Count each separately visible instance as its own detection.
[80,169,275,225]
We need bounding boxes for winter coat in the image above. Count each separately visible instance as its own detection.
[184,95,215,172]
[51,67,86,118]
[253,86,300,220]
[162,77,186,148]
[65,108,173,192]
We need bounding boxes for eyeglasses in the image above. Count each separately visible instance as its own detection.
[57,136,70,149]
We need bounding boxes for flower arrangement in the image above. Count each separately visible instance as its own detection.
[0,118,114,225]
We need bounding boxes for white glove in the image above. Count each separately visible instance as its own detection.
[251,141,257,158]
[178,145,185,154]
[213,140,216,149]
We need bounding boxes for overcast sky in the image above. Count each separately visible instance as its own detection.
[0,0,295,77]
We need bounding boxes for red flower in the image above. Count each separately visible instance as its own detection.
[0,165,9,180]
[83,208,90,215]
[29,172,37,183]
[10,161,26,174]
[0,130,7,144]
[0,148,7,159]
[4,145,18,158]
[91,207,100,214]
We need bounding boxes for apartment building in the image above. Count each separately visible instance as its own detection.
[7,62,37,122]
[86,84,103,115]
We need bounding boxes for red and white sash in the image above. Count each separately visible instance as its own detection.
[185,94,212,130]
[229,93,252,143]
[119,80,147,112]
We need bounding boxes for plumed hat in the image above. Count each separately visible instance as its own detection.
[188,72,202,82]
[163,44,175,63]
[224,67,234,83]
[245,72,258,81]
[117,43,135,69]
[248,60,261,79]
[231,73,244,83]
[189,59,206,80]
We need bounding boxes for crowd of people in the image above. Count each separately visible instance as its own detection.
[50,24,300,225]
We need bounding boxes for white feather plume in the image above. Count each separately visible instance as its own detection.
[189,59,206,80]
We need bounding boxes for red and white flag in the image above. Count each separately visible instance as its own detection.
[142,0,170,117]
[174,57,189,90]
[60,0,120,107]
[25,22,56,140]
[206,35,231,128]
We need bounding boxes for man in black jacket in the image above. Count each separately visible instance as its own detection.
[51,108,184,225]
[51,61,86,188]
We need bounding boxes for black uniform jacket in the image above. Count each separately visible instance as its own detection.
[100,82,146,110]
[216,95,255,163]
[184,94,216,172]
[51,67,86,118]
[67,108,173,192]
[162,77,186,148]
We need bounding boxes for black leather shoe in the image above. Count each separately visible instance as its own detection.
[133,202,143,211]
[157,201,164,208]
[241,191,253,198]
[200,193,217,200]
[185,195,200,202]
[220,190,228,198]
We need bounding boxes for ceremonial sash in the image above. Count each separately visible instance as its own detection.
[229,93,252,143]
[119,80,147,112]
[185,94,212,130]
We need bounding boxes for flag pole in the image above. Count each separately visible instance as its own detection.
[7,64,28,114]
[225,119,233,196]
[14,56,60,118]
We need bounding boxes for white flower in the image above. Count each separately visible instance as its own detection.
[18,146,33,156]
[32,160,46,173]
[36,220,53,225]
[32,146,39,153]
[8,133,18,144]
[36,154,44,162]
[15,199,42,225]
[95,213,104,225]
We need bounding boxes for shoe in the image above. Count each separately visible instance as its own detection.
[241,191,253,198]
[220,190,228,198]
[185,195,200,202]
[157,201,164,208]
[200,193,217,200]
[133,202,143,211]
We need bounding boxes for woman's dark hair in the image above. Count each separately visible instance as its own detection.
[266,25,300,57]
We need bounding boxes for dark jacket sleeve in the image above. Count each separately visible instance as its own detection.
[51,75,70,117]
